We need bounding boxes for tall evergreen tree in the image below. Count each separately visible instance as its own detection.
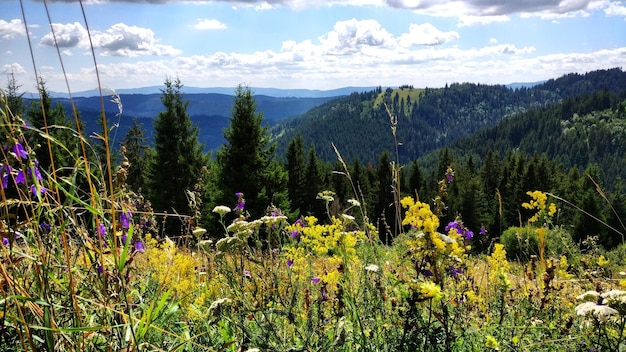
[148,78,208,235]
[303,145,326,219]
[121,119,152,193]
[215,84,287,219]
[286,134,306,216]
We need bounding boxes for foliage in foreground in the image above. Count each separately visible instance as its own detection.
[3,89,626,352]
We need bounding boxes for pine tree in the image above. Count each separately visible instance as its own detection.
[121,119,152,193]
[215,84,287,219]
[286,134,306,216]
[148,78,208,235]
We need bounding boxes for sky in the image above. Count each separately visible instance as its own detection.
[0,0,625,94]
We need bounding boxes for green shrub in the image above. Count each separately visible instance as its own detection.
[500,226,576,261]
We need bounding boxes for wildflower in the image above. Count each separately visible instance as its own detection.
[208,297,232,315]
[445,167,454,183]
[244,269,251,277]
[597,255,609,267]
[449,265,464,277]
[421,269,434,277]
[134,240,145,253]
[480,226,487,235]
[120,211,131,229]
[0,165,10,189]
[30,184,47,197]
[15,170,25,185]
[235,192,245,211]
[39,222,51,234]
[98,223,107,238]
[212,205,231,216]
[575,301,618,322]
[485,335,500,349]
[12,142,28,160]
[347,198,361,207]
[365,264,380,272]
[576,291,601,302]
[311,277,320,284]
[464,229,474,240]
[419,281,442,299]
[192,227,207,237]
[286,259,293,268]
[1,237,8,246]
[27,161,42,181]
[341,214,355,221]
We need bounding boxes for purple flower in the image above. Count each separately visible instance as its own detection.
[134,240,145,253]
[235,200,245,211]
[120,211,131,229]
[1,237,8,246]
[235,192,243,198]
[445,167,454,183]
[97,265,103,274]
[480,226,487,235]
[13,142,28,159]
[98,223,107,238]
[29,184,47,197]
[244,270,251,276]
[421,269,434,277]
[121,233,128,245]
[28,162,42,181]
[39,222,51,234]
[290,230,299,238]
[321,286,328,301]
[449,265,464,277]
[445,221,459,232]
[286,259,293,268]
[311,277,320,284]
[15,170,25,185]
[0,165,10,189]
[464,229,474,240]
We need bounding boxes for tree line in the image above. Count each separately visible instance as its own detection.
[5,73,626,252]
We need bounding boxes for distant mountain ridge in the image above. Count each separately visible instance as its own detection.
[43,86,380,99]
[271,68,626,163]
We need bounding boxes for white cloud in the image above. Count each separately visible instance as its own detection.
[40,22,87,48]
[0,19,26,41]
[1,62,26,75]
[457,15,510,27]
[603,1,626,17]
[194,18,227,30]
[318,19,396,55]
[39,22,182,57]
[489,37,498,44]
[398,23,459,46]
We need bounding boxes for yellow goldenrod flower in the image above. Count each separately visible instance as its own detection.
[485,335,500,349]
[419,281,442,299]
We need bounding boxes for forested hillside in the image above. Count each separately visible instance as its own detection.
[273,68,626,163]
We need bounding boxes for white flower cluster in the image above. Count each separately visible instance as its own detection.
[575,289,626,322]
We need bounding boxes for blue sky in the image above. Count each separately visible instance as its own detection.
[1,0,625,93]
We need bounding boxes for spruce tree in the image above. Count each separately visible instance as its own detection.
[148,78,208,235]
[286,134,306,216]
[121,119,152,193]
[215,84,287,219]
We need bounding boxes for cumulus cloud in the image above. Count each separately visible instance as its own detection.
[39,22,181,57]
[194,19,227,30]
[1,62,26,75]
[40,22,86,48]
[318,19,395,55]
[398,23,459,46]
[0,19,26,41]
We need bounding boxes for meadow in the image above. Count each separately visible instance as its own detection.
[2,87,626,352]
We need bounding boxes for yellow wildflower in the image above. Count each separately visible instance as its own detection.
[485,335,500,350]
[419,281,442,299]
